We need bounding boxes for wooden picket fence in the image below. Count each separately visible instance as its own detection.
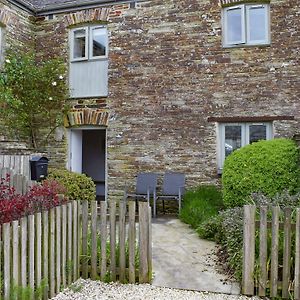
[0,155,31,178]
[0,167,34,195]
[0,200,152,300]
[243,205,300,299]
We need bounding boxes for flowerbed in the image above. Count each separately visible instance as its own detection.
[0,174,67,224]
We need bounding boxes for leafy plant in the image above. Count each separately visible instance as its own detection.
[222,138,300,208]
[0,174,67,224]
[48,169,96,201]
[0,50,68,148]
[179,185,223,229]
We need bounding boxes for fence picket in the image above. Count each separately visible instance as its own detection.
[49,208,55,298]
[110,200,117,281]
[100,201,107,281]
[282,207,292,298]
[242,205,255,295]
[258,206,267,296]
[35,213,42,294]
[61,205,67,288]
[139,201,149,283]
[91,201,98,279]
[270,206,280,298]
[81,201,89,279]
[67,203,73,284]
[3,223,11,300]
[56,206,61,294]
[12,220,20,288]
[148,204,152,282]
[42,210,49,300]
[28,214,35,298]
[119,200,126,283]
[295,209,300,300]
[128,200,136,283]
[73,201,78,280]
[20,217,27,292]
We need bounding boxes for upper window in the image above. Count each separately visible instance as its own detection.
[218,122,273,171]
[222,4,270,47]
[70,26,108,62]
[69,25,108,98]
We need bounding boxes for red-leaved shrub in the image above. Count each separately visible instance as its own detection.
[0,174,67,224]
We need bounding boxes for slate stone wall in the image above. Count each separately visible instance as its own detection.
[2,0,300,200]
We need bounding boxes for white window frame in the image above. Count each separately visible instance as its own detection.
[70,25,108,62]
[222,3,270,47]
[217,122,273,171]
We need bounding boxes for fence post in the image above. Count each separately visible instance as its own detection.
[110,200,117,281]
[295,208,300,300]
[139,201,149,283]
[128,200,136,283]
[90,201,98,280]
[148,204,152,282]
[81,201,89,279]
[242,205,256,295]
[270,206,280,298]
[258,206,267,296]
[282,207,292,299]
[100,201,107,281]
[119,200,126,283]
[3,223,11,300]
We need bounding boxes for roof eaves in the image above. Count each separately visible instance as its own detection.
[6,0,35,14]
[35,0,138,16]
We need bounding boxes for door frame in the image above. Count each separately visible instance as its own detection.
[67,126,108,200]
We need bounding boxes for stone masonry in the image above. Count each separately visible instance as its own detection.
[0,0,299,201]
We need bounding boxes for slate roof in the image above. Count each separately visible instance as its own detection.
[10,0,126,14]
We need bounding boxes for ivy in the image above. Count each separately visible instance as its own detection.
[0,50,69,148]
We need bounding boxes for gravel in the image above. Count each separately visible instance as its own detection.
[51,279,261,300]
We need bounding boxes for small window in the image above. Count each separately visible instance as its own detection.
[218,122,273,171]
[70,25,108,61]
[223,4,270,47]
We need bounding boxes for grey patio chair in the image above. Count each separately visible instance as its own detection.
[124,172,158,209]
[154,172,185,217]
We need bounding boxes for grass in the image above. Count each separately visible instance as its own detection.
[179,185,224,229]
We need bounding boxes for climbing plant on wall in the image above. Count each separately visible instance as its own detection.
[0,50,69,148]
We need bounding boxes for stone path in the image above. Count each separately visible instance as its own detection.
[151,216,240,294]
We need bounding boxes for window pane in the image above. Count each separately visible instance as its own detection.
[248,6,267,42]
[225,125,242,157]
[73,29,86,59]
[92,28,107,57]
[249,125,266,143]
[227,8,242,43]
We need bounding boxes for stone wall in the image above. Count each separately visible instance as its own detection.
[2,0,300,200]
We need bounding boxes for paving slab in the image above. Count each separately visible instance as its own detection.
[151,216,241,294]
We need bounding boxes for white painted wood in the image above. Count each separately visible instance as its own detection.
[69,130,83,173]
[69,60,108,98]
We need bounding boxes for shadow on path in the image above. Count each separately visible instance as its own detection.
[151,216,240,294]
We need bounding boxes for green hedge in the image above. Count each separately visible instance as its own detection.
[48,169,96,201]
[222,138,300,207]
[179,185,223,229]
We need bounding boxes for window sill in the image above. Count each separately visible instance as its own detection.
[222,43,271,49]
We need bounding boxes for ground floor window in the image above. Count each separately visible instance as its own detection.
[218,122,273,171]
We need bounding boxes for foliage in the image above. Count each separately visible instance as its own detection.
[9,279,47,300]
[222,138,300,208]
[196,214,224,243]
[48,169,96,201]
[179,185,223,229]
[0,174,66,224]
[0,50,68,148]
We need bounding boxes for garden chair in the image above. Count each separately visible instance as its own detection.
[154,172,185,217]
[124,172,158,211]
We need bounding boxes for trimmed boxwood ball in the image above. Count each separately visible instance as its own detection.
[48,169,96,201]
[222,138,300,208]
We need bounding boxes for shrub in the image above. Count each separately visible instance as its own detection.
[0,174,66,224]
[48,169,96,201]
[222,138,300,208]
[179,185,223,229]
